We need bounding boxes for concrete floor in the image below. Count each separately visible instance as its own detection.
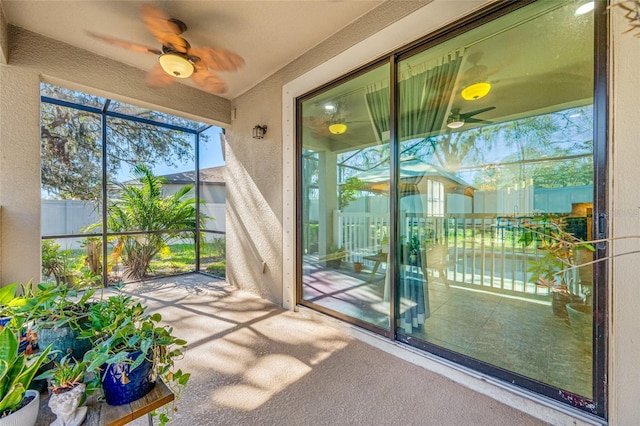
[303,258,593,399]
[118,273,547,426]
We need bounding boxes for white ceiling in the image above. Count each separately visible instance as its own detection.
[1,0,384,99]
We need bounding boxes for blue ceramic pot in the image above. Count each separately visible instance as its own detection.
[101,350,156,406]
[38,325,92,362]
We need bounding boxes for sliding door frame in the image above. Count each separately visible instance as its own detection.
[295,0,608,418]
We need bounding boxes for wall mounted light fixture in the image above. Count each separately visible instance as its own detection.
[253,125,267,139]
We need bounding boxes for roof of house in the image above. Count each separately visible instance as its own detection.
[161,166,225,185]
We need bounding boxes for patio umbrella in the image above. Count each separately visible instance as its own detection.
[353,156,473,197]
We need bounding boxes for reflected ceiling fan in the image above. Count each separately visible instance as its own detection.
[303,102,369,136]
[446,106,496,129]
[88,4,244,94]
[459,52,503,101]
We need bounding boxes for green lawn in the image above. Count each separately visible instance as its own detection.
[42,238,226,284]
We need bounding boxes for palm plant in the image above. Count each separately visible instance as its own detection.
[105,164,202,280]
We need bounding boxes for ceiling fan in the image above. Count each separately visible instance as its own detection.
[88,4,244,94]
[446,106,496,129]
[303,101,369,136]
[459,52,503,101]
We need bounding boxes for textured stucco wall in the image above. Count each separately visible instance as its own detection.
[0,26,230,285]
[226,1,429,303]
[609,7,640,425]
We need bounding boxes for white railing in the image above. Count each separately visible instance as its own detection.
[334,211,585,297]
[336,211,389,263]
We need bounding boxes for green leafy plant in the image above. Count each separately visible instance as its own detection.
[339,177,365,210]
[0,283,28,320]
[19,281,96,332]
[324,245,346,260]
[206,260,226,277]
[80,290,189,425]
[41,240,66,284]
[520,217,594,296]
[81,236,102,277]
[0,326,52,417]
[36,355,90,396]
[94,164,204,280]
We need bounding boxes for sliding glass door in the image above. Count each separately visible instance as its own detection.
[298,0,604,416]
[395,0,596,401]
[299,64,391,332]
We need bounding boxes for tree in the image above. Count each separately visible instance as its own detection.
[103,164,202,280]
[40,85,204,202]
[338,177,366,210]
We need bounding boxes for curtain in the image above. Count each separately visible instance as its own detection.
[399,184,430,334]
[365,51,464,143]
[365,82,391,142]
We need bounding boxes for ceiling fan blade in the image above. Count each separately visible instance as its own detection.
[192,69,227,94]
[460,106,496,119]
[188,47,245,72]
[87,31,161,55]
[141,4,189,53]
[141,4,184,35]
[145,63,176,89]
[159,34,190,54]
[464,117,492,124]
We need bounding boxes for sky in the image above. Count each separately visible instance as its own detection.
[114,126,225,183]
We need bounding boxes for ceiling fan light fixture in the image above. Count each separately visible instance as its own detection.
[159,53,194,78]
[447,119,465,129]
[329,123,348,135]
[461,82,491,101]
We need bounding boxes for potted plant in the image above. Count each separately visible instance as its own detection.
[24,281,96,363]
[0,283,38,354]
[80,290,189,424]
[1,283,22,336]
[0,326,52,426]
[338,176,365,211]
[321,245,347,269]
[520,217,594,319]
[36,356,90,426]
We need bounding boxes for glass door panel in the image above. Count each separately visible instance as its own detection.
[396,0,594,399]
[300,64,391,330]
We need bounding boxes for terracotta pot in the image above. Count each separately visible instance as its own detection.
[353,262,364,273]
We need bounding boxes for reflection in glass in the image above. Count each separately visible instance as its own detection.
[396,0,594,399]
[300,64,391,329]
